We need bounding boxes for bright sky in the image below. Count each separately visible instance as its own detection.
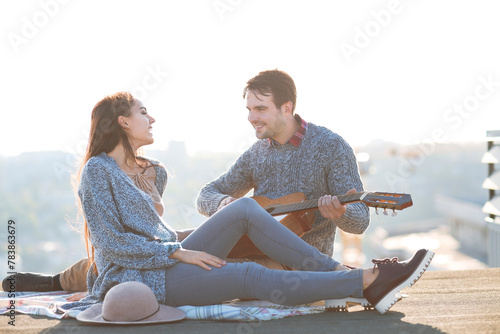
[1,0,499,157]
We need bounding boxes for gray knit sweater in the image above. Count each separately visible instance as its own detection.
[197,122,370,257]
[78,152,180,304]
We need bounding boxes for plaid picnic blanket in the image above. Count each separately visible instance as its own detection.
[0,291,325,322]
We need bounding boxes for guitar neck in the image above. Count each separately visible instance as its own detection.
[266,192,366,216]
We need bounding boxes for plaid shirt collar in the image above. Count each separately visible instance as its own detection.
[268,115,308,148]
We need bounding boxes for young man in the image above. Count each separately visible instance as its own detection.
[197,69,370,260]
[194,69,372,309]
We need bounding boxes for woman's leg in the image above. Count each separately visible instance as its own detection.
[165,197,363,307]
[164,260,363,307]
[165,248,434,315]
[181,197,339,272]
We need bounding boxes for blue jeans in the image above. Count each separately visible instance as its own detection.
[164,197,363,306]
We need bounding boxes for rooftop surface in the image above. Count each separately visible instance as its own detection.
[2,268,499,334]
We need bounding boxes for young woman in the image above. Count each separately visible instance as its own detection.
[73,92,433,315]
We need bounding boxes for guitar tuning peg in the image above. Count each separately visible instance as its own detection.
[374,208,379,215]
[383,209,388,216]
[392,210,397,217]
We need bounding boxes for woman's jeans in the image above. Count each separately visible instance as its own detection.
[164,197,364,306]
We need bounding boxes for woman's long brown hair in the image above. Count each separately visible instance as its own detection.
[75,92,137,274]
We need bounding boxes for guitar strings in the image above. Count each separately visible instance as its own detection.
[271,192,365,215]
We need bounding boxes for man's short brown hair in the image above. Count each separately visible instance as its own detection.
[243,69,297,112]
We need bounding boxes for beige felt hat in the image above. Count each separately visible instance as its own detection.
[76,281,185,325]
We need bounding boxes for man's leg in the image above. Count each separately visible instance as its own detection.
[59,258,89,292]
[1,258,88,292]
[182,197,339,272]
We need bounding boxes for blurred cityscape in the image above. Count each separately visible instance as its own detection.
[0,139,494,277]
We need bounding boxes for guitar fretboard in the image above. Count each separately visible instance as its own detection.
[266,192,367,216]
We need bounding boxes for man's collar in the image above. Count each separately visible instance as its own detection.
[268,114,308,148]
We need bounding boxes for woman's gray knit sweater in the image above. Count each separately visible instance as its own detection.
[78,152,180,304]
[197,122,370,257]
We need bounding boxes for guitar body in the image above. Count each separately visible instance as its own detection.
[227,193,316,259]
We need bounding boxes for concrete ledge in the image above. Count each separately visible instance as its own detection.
[2,268,499,334]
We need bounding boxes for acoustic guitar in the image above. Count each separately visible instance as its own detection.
[227,191,413,258]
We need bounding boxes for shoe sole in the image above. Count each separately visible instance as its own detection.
[325,297,372,312]
[374,250,434,315]
[326,292,403,312]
